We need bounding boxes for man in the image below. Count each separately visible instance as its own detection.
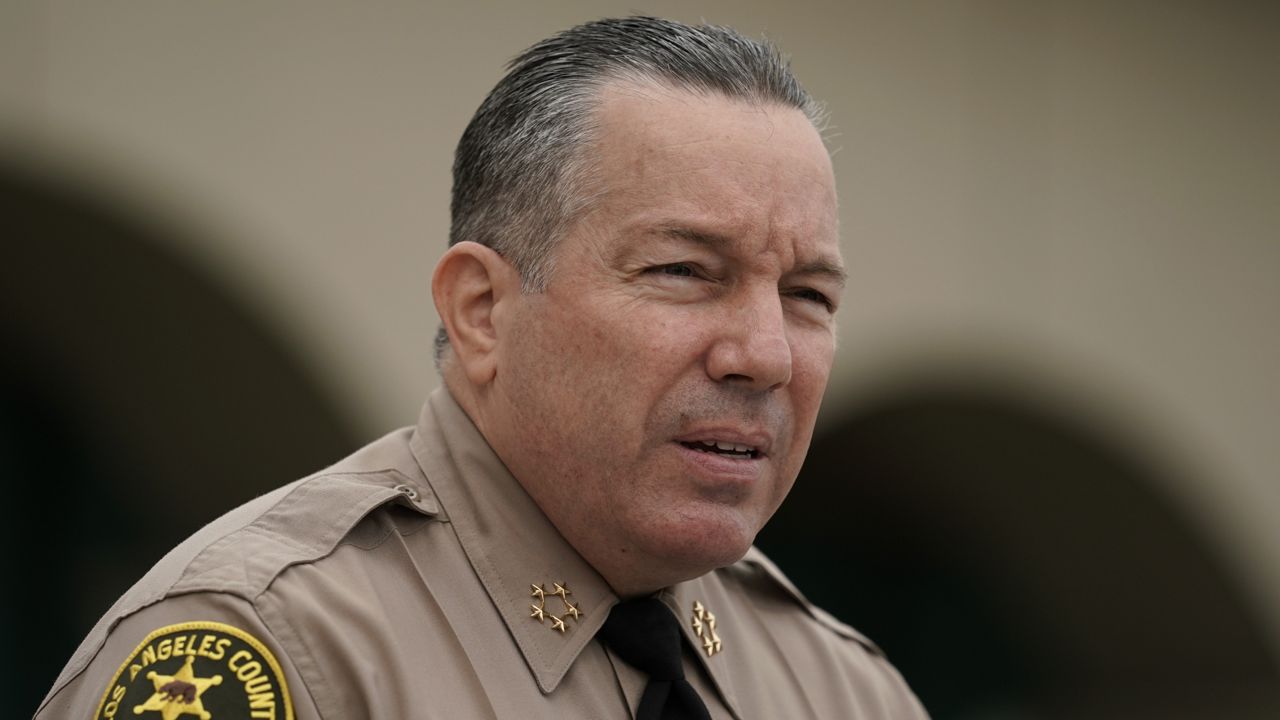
[36,17,926,719]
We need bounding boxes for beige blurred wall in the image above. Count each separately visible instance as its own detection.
[3,0,1277,652]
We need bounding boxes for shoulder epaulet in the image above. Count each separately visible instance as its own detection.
[739,546,885,657]
[172,468,437,599]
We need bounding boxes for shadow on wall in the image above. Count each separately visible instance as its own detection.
[758,385,1280,719]
[0,163,361,717]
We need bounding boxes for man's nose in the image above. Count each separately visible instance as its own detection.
[705,289,793,391]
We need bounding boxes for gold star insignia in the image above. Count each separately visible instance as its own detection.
[529,580,583,633]
[691,600,723,657]
[133,655,222,720]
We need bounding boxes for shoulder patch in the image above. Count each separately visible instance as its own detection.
[93,621,293,720]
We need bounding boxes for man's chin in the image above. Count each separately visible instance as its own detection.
[637,509,760,579]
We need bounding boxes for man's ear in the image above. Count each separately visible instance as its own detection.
[432,241,521,387]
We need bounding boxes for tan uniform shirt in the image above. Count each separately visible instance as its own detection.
[36,389,928,719]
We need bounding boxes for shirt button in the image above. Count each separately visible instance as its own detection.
[393,483,419,500]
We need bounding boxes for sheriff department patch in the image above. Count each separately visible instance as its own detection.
[94,621,293,720]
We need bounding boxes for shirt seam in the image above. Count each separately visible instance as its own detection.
[254,586,334,719]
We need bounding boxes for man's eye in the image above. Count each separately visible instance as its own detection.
[655,263,697,278]
[790,288,835,312]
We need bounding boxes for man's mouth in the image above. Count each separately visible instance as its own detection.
[679,440,760,459]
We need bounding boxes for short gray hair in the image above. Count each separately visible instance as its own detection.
[436,16,822,363]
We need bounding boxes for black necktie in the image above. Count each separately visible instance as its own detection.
[598,597,713,720]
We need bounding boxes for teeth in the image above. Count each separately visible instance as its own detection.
[695,440,755,454]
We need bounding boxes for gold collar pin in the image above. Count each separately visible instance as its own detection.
[530,582,582,634]
[692,600,723,656]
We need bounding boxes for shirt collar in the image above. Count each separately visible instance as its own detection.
[408,387,618,693]
[665,576,745,719]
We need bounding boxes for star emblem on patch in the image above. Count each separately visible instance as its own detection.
[133,655,221,720]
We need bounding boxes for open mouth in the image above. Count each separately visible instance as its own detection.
[679,440,760,459]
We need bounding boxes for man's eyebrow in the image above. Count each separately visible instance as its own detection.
[655,225,847,288]
[655,225,732,248]
[793,259,848,288]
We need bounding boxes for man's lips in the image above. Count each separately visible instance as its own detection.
[678,439,759,459]
[673,430,772,460]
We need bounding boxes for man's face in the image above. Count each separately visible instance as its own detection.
[488,82,842,593]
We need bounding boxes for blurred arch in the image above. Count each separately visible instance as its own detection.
[1,162,360,715]
[758,380,1280,719]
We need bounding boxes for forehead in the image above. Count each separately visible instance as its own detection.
[580,81,840,265]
